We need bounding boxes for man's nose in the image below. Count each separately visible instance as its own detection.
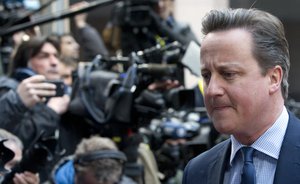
[75,42,80,49]
[205,76,225,97]
[49,55,60,66]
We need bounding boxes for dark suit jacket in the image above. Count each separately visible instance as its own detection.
[183,112,300,184]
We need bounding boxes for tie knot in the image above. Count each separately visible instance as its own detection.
[241,147,254,163]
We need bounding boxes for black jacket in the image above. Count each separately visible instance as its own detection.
[0,76,60,149]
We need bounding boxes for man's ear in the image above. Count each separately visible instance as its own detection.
[268,65,283,94]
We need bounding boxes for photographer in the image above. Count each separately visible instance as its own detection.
[1,36,70,147]
[0,128,39,184]
[155,0,199,45]
[0,35,70,182]
[0,75,57,125]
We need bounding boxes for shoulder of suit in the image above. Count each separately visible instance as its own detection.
[191,139,230,163]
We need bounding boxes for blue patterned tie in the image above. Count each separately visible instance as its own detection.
[241,147,256,184]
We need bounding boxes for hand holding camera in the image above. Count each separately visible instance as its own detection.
[17,75,57,108]
[17,75,68,110]
[43,79,70,115]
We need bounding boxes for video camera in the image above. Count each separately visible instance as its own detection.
[112,0,158,27]
[109,0,191,55]
[68,41,199,130]
[2,133,60,183]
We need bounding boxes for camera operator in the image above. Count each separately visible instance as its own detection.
[155,0,199,45]
[70,1,109,61]
[2,35,70,147]
[104,0,199,56]
[0,128,39,184]
[0,35,70,182]
[53,135,136,184]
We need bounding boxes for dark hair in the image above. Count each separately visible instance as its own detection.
[9,36,60,76]
[48,32,74,44]
[201,8,290,100]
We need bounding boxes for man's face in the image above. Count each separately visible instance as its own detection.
[60,35,80,59]
[157,0,174,20]
[75,169,101,184]
[28,42,61,80]
[200,29,272,137]
[59,63,75,86]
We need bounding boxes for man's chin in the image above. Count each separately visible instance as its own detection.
[213,120,235,134]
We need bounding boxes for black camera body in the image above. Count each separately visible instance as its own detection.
[2,134,58,183]
[116,0,158,27]
[13,68,66,97]
[44,80,65,97]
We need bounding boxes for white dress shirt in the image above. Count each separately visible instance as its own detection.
[223,106,289,184]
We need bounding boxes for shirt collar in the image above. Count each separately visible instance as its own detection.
[229,106,289,165]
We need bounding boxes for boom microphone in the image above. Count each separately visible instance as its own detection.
[0,0,118,37]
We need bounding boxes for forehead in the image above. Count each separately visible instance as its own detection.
[201,28,253,52]
[39,42,58,53]
[200,29,254,67]
[61,35,75,42]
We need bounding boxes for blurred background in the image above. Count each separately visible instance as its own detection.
[37,0,300,99]
[1,0,300,99]
[1,1,300,183]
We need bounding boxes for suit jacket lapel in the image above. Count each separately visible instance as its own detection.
[208,139,231,184]
[274,112,300,183]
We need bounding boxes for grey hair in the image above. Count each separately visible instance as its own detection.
[74,136,123,184]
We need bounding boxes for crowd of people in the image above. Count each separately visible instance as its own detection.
[1,0,300,184]
[0,0,200,183]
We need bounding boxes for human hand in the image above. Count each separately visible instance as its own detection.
[13,171,39,184]
[47,95,70,115]
[17,75,56,108]
[147,79,180,91]
[71,1,89,28]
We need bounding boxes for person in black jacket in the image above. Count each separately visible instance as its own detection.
[2,36,70,148]
[0,128,40,184]
[0,75,59,133]
[0,36,70,182]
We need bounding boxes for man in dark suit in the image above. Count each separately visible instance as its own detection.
[183,8,299,184]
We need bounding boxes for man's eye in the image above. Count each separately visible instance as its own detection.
[223,72,236,79]
[36,53,48,58]
[201,73,211,82]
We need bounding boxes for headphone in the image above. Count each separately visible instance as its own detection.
[74,150,127,166]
